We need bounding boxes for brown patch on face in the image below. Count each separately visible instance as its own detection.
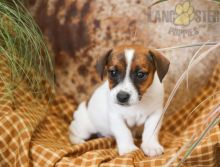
[106,48,127,89]
[129,46,156,98]
[131,59,155,97]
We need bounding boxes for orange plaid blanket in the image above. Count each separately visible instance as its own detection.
[0,63,219,167]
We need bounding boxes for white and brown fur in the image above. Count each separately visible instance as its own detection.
[69,44,170,156]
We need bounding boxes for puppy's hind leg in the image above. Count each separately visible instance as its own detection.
[69,102,96,144]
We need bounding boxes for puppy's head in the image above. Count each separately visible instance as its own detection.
[96,44,170,106]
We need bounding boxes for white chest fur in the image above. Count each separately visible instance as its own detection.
[85,73,164,135]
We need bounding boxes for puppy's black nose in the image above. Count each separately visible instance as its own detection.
[117,91,130,104]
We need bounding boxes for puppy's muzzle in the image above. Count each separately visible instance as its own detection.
[116,91,130,105]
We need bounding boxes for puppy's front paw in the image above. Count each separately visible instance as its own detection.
[141,142,164,157]
[118,145,139,156]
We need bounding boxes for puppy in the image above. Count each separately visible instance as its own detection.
[69,44,170,157]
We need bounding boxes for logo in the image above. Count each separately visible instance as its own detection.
[148,1,220,37]
[174,1,194,26]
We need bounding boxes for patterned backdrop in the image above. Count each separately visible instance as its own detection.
[25,0,220,113]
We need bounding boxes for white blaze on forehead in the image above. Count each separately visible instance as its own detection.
[124,49,134,77]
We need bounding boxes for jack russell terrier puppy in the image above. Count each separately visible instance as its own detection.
[69,44,170,157]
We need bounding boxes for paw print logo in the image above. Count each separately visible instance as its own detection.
[174,1,194,26]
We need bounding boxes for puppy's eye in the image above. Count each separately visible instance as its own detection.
[109,69,119,78]
[136,71,147,80]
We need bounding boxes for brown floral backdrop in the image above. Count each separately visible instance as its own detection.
[25,0,220,113]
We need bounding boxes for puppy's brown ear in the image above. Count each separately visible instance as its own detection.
[96,49,112,80]
[148,49,170,82]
